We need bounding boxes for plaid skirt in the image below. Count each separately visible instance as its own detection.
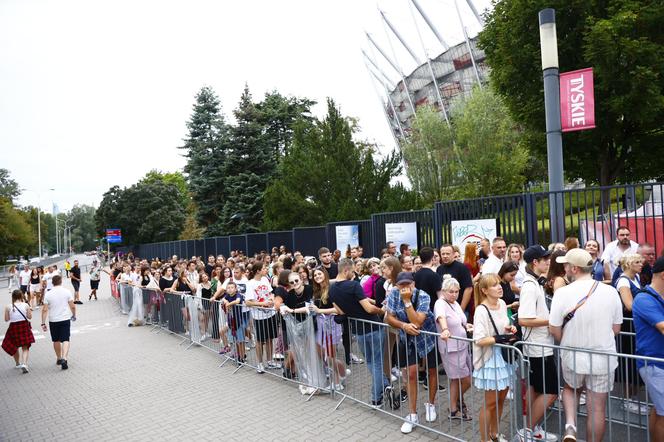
[2,320,35,355]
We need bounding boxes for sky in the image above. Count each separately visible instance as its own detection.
[0,0,490,213]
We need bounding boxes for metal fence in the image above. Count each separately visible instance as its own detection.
[130,182,664,259]
[114,284,662,441]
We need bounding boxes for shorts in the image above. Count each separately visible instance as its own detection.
[396,338,438,369]
[30,284,41,294]
[72,280,80,291]
[254,315,278,343]
[527,355,559,395]
[90,279,100,290]
[49,320,71,342]
[441,350,473,379]
[639,365,664,416]
[562,364,614,394]
[20,285,28,295]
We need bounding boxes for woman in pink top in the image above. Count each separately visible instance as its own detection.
[435,275,474,420]
[361,258,381,299]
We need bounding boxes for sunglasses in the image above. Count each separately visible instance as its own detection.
[289,279,301,284]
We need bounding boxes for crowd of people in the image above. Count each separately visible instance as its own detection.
[102,226,664,442]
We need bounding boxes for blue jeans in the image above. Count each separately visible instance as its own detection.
[356,328,388,402]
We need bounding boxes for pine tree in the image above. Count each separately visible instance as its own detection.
[179,86,231,235]
[220,85,274,234]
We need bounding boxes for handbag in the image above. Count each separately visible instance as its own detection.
[479,304,516,362]
[561,281,599,329]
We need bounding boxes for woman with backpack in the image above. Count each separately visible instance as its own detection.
[2,289,35,373]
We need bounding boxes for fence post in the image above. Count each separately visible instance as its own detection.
[434,201,443,248]
[524,192,538,246]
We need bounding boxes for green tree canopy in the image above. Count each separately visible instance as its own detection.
[479,0,664,185]
[0,199,33,262]
[0,168,20,202]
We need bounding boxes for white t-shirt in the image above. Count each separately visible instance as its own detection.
[549,278,623,374]
[44,286,74,322]
[481,254,503,275]
[472,299,510,370]
[43,271,55,290]
[245,277,275,319]
[615,274,640,292]
[19,270,31,286]
[518,274,554,357]
[600,240,639,276]
[514,262,527,288]
[8,302,30,322]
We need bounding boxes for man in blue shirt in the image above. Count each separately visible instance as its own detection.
[633,256,664,441]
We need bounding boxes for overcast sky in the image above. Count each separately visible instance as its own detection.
[1,0,490,213]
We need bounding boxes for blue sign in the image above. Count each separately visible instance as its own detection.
[106,228,122,243]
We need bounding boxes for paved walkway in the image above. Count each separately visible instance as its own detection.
[0,258,439,441]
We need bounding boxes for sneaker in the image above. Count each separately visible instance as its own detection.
[400,389,408,403]
[219,346,230,355]
[75,300,83,305]
[391,367,401,378]
[422,377,446,392]
[400,413,418,434]
[424,403,437,422]
[370,398,384,409]
[533,424,558,441]
[333,383,344,391]
[562,425,576,442]
[56,359,63,366]
[14,364,21,369]
[490,434,508,442]
[200,334,207,342]
[61,360,68,370]
[418,372,426,384]
[578,393,586,406]
[273,353,284,360]
[390,374,397,382]
[267,361,282,369]
[623,400,650,415]
[256,363,265,374]
[21,364,29,374]
[350,353,364,364]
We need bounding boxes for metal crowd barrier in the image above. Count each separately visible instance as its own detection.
[110,286,663,441]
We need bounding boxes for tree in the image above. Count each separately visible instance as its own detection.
[257,91,315,161]
[179,86,232,235]
[0,199,33,262]
[66,205,99,252]
[220,85,274,234]
[0,169,20,202]
[479,0,664,186]
[263,99,414,230]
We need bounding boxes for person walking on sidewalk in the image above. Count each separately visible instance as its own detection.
[41,275,76,370]
[70,260,83,305]
[2,290,35,373]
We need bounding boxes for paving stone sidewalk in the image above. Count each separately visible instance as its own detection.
[0,268,442,441]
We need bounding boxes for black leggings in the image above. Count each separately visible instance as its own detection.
[341,317,351,365]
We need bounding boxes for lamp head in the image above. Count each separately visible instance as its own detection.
[538,8,559,70]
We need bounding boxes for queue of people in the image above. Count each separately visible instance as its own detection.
[105,226,663,442]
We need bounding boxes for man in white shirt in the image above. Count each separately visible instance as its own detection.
[549,248,622,442]
[601,225,639,279]
[43,266,56,292]
[41,275,76,370]
[480,237,506,274]
[19,264,31,297]
[517,245,557,441]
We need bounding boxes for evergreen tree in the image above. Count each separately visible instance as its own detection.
[257,91,315,161]
[179,86,231,235]
[220,85,274,234]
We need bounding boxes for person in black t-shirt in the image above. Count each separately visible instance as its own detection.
[318,247,338,279]
[330,258,390,407]
[71,261,82,305]
[205,255,215,278]
[414,248,441,313]
[437,245,474,313]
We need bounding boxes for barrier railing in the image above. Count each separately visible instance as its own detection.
[111,286,662,441]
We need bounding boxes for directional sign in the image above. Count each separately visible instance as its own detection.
[106,228,122,243]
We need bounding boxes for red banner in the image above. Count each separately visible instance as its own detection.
[560,67,595,132]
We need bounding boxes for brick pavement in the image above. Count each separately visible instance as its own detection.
[0,269,445,441]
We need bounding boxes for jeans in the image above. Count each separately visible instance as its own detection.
[356,328,388,402]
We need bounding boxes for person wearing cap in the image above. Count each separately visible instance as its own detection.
[516,245,558,442]
[632,256,664,441]
[549,248,623,442]
[88,259,102,301]
[385,271,439,434]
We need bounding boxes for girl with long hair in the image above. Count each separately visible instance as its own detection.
[2,289,35,372]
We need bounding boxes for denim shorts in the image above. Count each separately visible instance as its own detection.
[639,365,664,416]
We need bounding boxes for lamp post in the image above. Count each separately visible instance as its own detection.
[539,8,566,243]
[25,188,55,258]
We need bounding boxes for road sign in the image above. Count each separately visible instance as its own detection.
[106,228,122,244]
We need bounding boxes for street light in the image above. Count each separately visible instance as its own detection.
[538,8,566,243]
[24,188,55,258]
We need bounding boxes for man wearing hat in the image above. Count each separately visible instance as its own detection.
[385,271,439,434]
[549,248,623,442]
[516,245,558,442]
[632,256,664,441]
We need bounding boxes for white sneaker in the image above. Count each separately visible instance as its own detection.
[334,383,344,391]
[390,374,397,382]
[400,413,418,434]
[350,353,364,364]
[391,367,401,378]
[256,363,265,374]
[345,368,352,376]
[424,403,437,422]
[200,334,207,342]
[273,353,284,360]
[267,361,282,369]
[533,424,558,441]
[14,364,21,369]
[578,392,586,406]
[21,364,29,374]
[506,390,513,400]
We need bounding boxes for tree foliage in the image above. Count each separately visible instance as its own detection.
[0,199,33,262]
[263,99,418,230]
[0,168,20,202]
[402,87,529,203]
[479,0,664,185]
[95,172,187,245]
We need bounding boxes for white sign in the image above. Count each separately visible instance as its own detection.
[451,219,498,257]
[335,225,359,249]
[385,222,418,250]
